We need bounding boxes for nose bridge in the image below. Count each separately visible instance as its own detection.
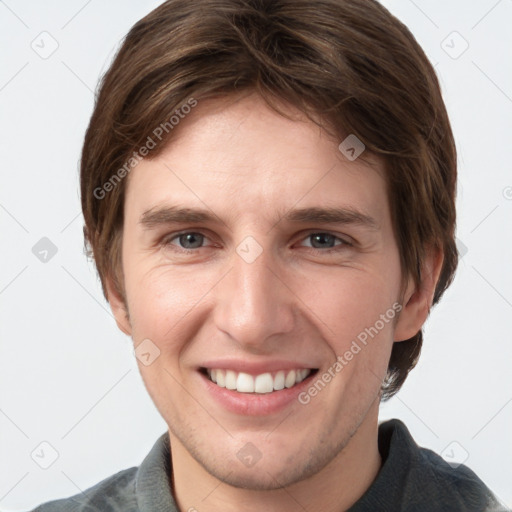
[214,237,294,347]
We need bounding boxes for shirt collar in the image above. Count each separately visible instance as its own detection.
[135,431,177,512]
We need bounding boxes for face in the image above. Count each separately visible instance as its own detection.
[108,92,421,490]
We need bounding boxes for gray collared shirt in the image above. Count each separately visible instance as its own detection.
[30,419,508,511]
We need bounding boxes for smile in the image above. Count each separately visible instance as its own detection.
[204,368,315,394]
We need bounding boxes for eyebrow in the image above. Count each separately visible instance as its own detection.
[284,206,378,230]
[139,205,379,231]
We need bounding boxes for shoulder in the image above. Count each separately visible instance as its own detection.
[415,443,504,510]
[372,419,507,511]
[29,431,174,512]
[30,466,138,512]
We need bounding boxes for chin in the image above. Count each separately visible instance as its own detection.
[202,459,316,491]
[190,432,347,492]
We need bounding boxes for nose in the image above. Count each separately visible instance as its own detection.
[213,240,295,352]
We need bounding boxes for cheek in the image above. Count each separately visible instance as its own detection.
[294,269,399,342]
[295,269,400,397]
[124,263,217,343]
[308,275,399,403]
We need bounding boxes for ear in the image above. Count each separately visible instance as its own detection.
[105,274,132,336]
[394,247,444,342]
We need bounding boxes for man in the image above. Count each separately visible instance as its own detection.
[32,0,507,510]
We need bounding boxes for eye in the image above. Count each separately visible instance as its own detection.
[164,231,208,250]
[299,232,351,251]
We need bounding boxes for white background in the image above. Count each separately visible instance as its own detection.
[0,0,511,510]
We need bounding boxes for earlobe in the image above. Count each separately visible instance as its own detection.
[105,274,132,336]
[394,247,444,342]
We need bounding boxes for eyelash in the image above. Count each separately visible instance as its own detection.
[160,230,353,254]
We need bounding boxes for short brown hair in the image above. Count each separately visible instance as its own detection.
[81,0,458,401]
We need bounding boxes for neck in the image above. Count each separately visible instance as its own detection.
[169,401,382,512]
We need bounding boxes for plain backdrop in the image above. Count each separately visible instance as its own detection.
[0,1,511,510]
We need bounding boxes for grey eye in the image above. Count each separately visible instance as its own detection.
[177,232,204,249]
[307,233,338,249]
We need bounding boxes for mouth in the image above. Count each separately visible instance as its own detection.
[200,367,319,394]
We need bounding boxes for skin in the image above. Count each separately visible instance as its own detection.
[107,92,443,512]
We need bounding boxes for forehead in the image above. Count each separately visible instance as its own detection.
[123,93,389,227]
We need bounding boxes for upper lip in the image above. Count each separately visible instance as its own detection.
[199,359,317,375]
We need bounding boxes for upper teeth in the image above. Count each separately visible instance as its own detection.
[206,369,311,394]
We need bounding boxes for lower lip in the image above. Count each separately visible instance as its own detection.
[198,370,317,415]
